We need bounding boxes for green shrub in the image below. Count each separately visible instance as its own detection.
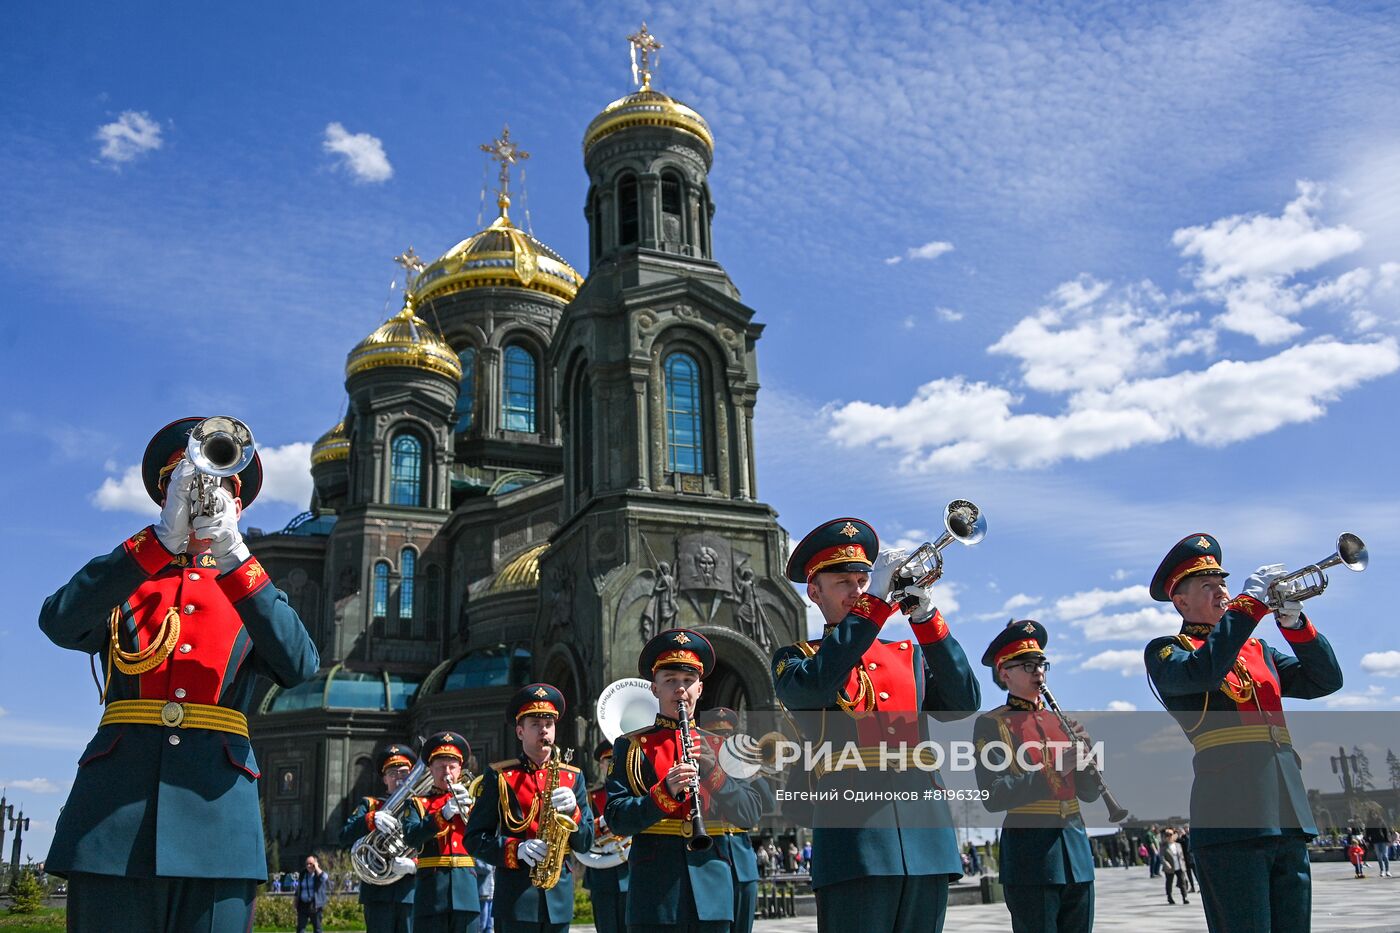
[574,879,594,924]
[7,864,46,914]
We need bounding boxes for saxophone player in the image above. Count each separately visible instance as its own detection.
[339,743,420,933]
[401,732,482,933]
[464,684,593,933]
[605,630,767,933]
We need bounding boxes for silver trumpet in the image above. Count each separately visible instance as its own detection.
[887,499,987,601]
[351,758,435,885]
[186,416,255,516]
[1266,532,1368,610]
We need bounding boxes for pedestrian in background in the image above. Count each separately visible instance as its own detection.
[1160,829,1189,905]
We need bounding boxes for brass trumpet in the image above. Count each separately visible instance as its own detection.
[887,499,987,600]
[186,416,255,516]
[1266,533,1368,610]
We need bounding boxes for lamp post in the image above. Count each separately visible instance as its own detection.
[7,806,28,892]
[0,789,12,875]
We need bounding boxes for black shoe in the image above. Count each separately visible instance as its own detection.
[1168,899,1176,905]
[1184,898,1190,904]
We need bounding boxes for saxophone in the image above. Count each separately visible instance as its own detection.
[529,746,578,890]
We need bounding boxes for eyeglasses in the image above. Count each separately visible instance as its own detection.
[1006,661,1051,674]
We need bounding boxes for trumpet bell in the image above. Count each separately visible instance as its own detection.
[1337,533,1368,572]
[944,499,986,546]
[188,416,255,478]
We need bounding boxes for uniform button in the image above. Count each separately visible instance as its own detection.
[899,642,910,650]
[188,572,200,581]
[879,691,890,700]
[179,643,193,653]
[174,688,187,699]
[887,726,897,735]
[168,734,181,746]
[183,604,196,615]
[868,663,878,670]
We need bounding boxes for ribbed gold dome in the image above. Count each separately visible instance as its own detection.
[345,299,462,381]
[310,419,350,466]
[583,88,713,157]
[413,197,583,305]
[488,543,549,594]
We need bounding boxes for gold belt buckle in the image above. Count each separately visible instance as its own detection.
[1059,800,1072,818]
[1268,725,1285,746]
[161,701,185,728]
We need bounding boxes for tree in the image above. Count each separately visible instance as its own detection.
[1386,749,1400,791]
[1352,745,1375,792]
[7,860,45,914]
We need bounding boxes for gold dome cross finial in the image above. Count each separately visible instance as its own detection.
[393,246,426,285]
[480,124,530,222]
[627,22,662,90]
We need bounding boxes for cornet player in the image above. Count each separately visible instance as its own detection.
[37,417,318,933]
[464,684,592,933]
[401,732,482,933]
[340,743,420,933]
[605,630,766,933]
[1144,533,1343,933]
[974,621,1097,933]
[771,517,981,933]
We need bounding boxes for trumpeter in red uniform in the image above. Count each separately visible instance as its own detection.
[38,417,319,933]
[464,684,593,933]
[402,731,482,933]
[1144,533,1343,933]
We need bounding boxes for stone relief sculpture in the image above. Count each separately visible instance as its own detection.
[639,560,677,639]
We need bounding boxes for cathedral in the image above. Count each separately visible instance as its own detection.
[246,28,806,861]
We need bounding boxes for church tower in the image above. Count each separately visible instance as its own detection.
[540,25,804,718]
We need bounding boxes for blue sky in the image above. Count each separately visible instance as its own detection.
[3,1,1400,855]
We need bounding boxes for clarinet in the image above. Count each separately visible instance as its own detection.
[675,699,713,851]
[1039,685,1130,823]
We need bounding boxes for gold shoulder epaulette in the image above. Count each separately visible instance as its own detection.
[561,762,583,774]
[491,758,520,772]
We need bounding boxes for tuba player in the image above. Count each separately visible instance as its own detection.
[340,742,421,933]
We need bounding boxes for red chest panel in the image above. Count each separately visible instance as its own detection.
[119,563,248,704]
[500,764,583,836]
[636,728,724,819]
[421,792,469,856]
[590,787,607,818]
[1184,635,1285,716]
[1003,708,1078,799]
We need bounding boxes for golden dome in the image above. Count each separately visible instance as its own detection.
[345,298,462,381]
[310,419,350,466]
[488,543,550,594]
[583,88,713,158]
[413,197,583,305]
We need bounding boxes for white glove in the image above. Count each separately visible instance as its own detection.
[154,459,198,553]
[440,797,460,821]
[1276,599,1305,629]
[900,582,937,622]
[1242,563,1288,604]
[191,488,250,572]
[550,786,576,813]
[449,781,474,813]
[596,814,609,835]
[518,838,548,867]
[390,856,416,878]
[372,810,401,835]
[867,548,909,601]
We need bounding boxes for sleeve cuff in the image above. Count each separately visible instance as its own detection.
[849,593,896,627]
[218,555,270,603]
[365,809,376,833]
[1227,594,1270,623]
[650,779,684,816]
[1278,617,1319,644]
[911,609,950,645]
[504,838,520,870]
[125,526,175,576]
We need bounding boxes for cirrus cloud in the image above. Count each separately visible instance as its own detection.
[885,240,954,265]
[95,111,163,164]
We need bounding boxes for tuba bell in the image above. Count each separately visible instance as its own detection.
[351,757,436,885]
[1266,532,1368,609]
[186,416,255,516]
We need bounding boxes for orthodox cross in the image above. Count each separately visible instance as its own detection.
[627,22,662,90]
[392,247,425,278]
[480,124,529,215]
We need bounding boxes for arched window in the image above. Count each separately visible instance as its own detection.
[661,171,684,246]
[664,352,704,474]
[502,344,538,433]
[454,348,477,433]
[390,434,422,506]
[372,561,390,619]
[398,547,415,635]
[618,174,639,246]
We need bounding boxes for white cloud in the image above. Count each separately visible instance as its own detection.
[90,441,312,517]
[975,592,1042,622]
[5,777,64,794]
[935,307,964,322]
[1360,651,1400,678]
[323,123,393,183]
[1078,650,1144,677]
[92,465,159,515]
[1106,700,1137,712]
[1055,585,1153,620]
[1324,685,1388,709]
[0,715,92,750]
[95,111,163,164]
[1047,584,1180,642]
[885,240,953,265]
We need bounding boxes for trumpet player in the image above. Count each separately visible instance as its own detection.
[771,518,981,933]
[340,743,421,933]
[401,732,482,933]
[582,740,628,933]
[696,707,776,933]
[973,621,1097,933]
[605,630,767,933]
[1144,533,1343,933]
[37,417,318,933]
[464,684,592,933]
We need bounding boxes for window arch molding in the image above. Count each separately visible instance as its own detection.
[387,428,428,507]
[498,335,544,435]
[647,328,729,493]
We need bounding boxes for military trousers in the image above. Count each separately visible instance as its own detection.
[1002,881,1094,933]
[627,924,728,933]
[592,889,626,933]
[364,901,416,933]
[815,874,949,933]
[1194,835,1311,933]
[732,878,757,933]
[66,871,256,933]
[415,913,481,933]
[495,921,567,933]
